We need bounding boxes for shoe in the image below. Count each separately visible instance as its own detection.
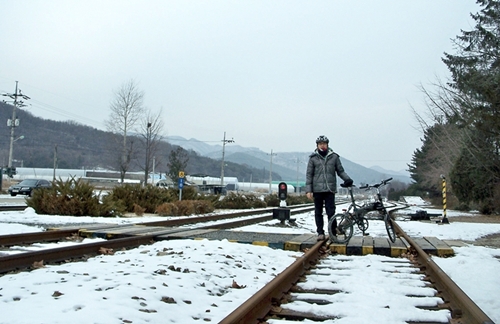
[317,234,325,241]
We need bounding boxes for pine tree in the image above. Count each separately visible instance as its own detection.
[167,147,189,185]
[412,0,500,212]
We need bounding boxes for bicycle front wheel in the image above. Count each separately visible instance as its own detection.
[384,212,397,243]
[328,213,354,244]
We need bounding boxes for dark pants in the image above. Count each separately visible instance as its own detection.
[313,192,336,235]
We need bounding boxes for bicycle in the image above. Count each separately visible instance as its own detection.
[328,177,397,243]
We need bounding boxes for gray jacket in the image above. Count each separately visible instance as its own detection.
[305,148,351,193]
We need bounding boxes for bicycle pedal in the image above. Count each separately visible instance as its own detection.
[363,232,370,236]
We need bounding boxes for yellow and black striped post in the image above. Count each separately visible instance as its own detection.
[440,174,449,224]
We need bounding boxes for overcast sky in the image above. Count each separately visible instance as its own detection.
[0,1,479,172]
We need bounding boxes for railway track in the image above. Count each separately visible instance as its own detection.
[220,223,494,324]
[3,201,490,323]
[0,205,316,274]
[0,200,394,275]
[0,204,315,247]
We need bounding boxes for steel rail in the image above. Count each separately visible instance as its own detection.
[0,205,27,212]
[393,221,494,324]
[0,205,314,247]
[136,204,314,227]
[201,214,274,230]
[0,207,315,274]
[0,229,79,246]
[219,240,325,324]
[200,206,315,230]
[0,235,156,274]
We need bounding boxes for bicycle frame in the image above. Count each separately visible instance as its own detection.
[359,178,391,216]
[359,177,396,242]
[336,185,370,237]
[328,177,396,243]
[343,186,367,223]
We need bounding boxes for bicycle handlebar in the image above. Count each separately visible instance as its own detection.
[340,178,393,190]
[360,178,393,190]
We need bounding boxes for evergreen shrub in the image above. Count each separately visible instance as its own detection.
[108,184,176,213]
[156,203,178,216]
[155,200,214,216]
[27,177,124,216]
[214,192,267,209]
[264,194,280,207]
[286,194,311,205]
[176,200,196,215]
[133,203,146,216]
[264,193,310,207]
[26,177,308,217]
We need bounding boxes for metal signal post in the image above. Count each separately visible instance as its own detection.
[178,171,185,201]
[272,182,294,224]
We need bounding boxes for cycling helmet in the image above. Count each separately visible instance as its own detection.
[316,135,329,144]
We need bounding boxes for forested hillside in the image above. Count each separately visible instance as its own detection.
[0,102,280,183]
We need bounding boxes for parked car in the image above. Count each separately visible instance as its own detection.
[7,179,52,197]
[155,179,173,189]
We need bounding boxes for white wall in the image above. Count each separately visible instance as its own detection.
[10,167,86,181]
[238,182,295,193]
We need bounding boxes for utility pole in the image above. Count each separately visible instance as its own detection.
[296,158,301,193]
[2,81,29,176]
[144,122,152,185]
[53,145,58,181]
[220,131,234,191]
[268,149,277,193]
[152,156,156,186]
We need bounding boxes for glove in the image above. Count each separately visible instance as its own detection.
[343,179,353,187]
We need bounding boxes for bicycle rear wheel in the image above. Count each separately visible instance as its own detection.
[328,213,354,244]
[384,212,396,243]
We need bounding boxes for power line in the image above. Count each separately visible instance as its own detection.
[1,79,106,129]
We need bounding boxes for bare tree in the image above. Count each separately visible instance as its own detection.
[412,78,500,192]
[139,109,165,184]
[410,81,469,195]
[105,80,145,182]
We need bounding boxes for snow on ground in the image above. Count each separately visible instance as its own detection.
[400,196,430,206]
[0,197,499,323]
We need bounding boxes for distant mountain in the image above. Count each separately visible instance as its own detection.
[167,136,261,156]
[370,165,410,177]
[167,136,412,184]
[0,101,411,186]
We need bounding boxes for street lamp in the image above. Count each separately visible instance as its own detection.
[8,135,24,172]
[220,131,234,190]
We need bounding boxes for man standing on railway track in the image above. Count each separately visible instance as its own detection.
[305,135,353,241]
